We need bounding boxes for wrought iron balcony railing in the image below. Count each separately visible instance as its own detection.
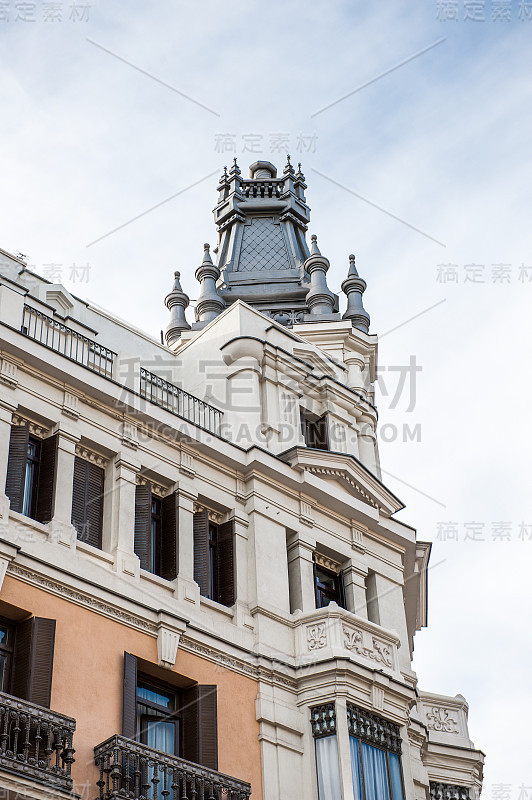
[94,735,251,800]
[22,304,116,379]
[0,691,75,791]
[140,368,223,436]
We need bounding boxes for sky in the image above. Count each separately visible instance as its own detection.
[1,0,531,794]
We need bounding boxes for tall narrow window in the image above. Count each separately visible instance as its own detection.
[347,704,404,800]
[71,455,104,549]
[123,653,218,770]
[0,620,14,692]
[5,424,58,523]
[134,484,178,580]
[193,508,234,607]
[300,410,329,450]
[314,558,346,609]
[311,703,341,800]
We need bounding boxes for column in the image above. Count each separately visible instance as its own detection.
[342,562,368,617]
[286,530,316,613]
[175,485,200,605]
[232,511,253,627]
[106,453,141,576]
[336,696,355,800]
[47,425,81,547]
[372,572,411,671]
[344,354,367,397]
[357,414,378,474]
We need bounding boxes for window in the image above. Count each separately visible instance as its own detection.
[311,703,341,800]
[0,620,14,692]
[71,455,104,548]
[193,508,234,606]
[5,424,58,523]
[0,615,56,707]
[134,484,178,580]
[300,410,329,450]
[123,652,218,770]
[348,704,404,800]
[314,560,346,609]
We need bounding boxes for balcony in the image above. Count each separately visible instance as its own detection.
[94,735,251,800]
[0,691,75,792]
[22,304,116,379]
[140,368,223,436]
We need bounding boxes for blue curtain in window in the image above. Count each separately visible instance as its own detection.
[315,735,342,800]
[349,737,364,800]
[145,720,175,800]
[389,753,404,800]
[361,742,390,800]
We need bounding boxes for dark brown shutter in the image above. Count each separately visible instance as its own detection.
[35,433,58,524]
[338,571,347,610]
[134,484,152,572]
[5,424,29,513]
[217,520,235,607]
[71,456,88,538]
[12,617,56,708]
[86,462,104,549]
[315,415,329,450]
[122,652,137,740]
[182,684,217,770]
[161,491,178,581]
[193,508,210,597]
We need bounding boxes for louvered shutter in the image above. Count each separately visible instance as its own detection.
[86,462,104,549]
[35,433,58,524]
[216,520,235,607]
[71,456,88,538]
[338,571,347,610]
[5,424,29,513]
[193,508,210,598]
[12,617,56,708]
[161,491,178,581]
[182,684,217,770]
[134,484,152,571]
[122,652,137,740]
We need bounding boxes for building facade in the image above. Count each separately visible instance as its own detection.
[0,158,483,800]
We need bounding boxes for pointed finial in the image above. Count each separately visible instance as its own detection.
[224,165,228,175]
[164,269,191,345]
[195,242,225,327]
[202,243,213,265]
[348,254,359,278]
[342,254,370,333]
[310,234,321,256]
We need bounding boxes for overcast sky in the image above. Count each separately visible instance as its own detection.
[1,0,531,794]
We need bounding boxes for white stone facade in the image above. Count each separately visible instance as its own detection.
[0,166,483,800]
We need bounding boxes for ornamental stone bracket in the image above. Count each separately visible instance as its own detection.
[0,539,20,590]
[156,613,188,670]
[293,604,400,674]
[417,691,474,747]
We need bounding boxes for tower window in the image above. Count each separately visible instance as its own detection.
[314,561,346,609]
[300,410,329,450]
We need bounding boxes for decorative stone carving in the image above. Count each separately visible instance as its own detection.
[157,626,181,669]
[307,623,327,650]
[135,475,168,498]
[120,421,138,449]
[426,706,459,734]
[12,413,48,438]
[299,499,314,527]
[0,359,18,388]
[62,391,80,420]
[180,449,196,477]
[315,552,341,573]
[75,444,109,468]
[193,502,223,525]
[343,625,394,668]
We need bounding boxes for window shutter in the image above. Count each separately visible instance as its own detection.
[71,456,88,538]
[134,484,152,572]
[161,491,178,581]
[315,415,329,450]
[35,433,58,524]
[122,652,137,740]
[5,424,29,513]
[182,684,217,770]
[338,571,347,610]
[193,508,210,597]
[217,520,235,607]
[86,462,104,549]
[12,617,56,708]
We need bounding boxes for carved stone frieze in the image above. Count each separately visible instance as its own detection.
[306,622,327,650]
[75,444,109,468]
[342,624,394,668]
[426,706,459,734]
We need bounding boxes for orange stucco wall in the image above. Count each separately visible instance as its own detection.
[2,575,263,799]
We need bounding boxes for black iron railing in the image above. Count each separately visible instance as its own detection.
[140,368,222,435]
[0,691,75,791]
[22,304,116,379]
[94,735,251,800]
[430,784,470,800]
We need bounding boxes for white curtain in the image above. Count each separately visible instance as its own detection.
[315,735,342,800]
[349,737,364,800]
[361,742,390,800]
